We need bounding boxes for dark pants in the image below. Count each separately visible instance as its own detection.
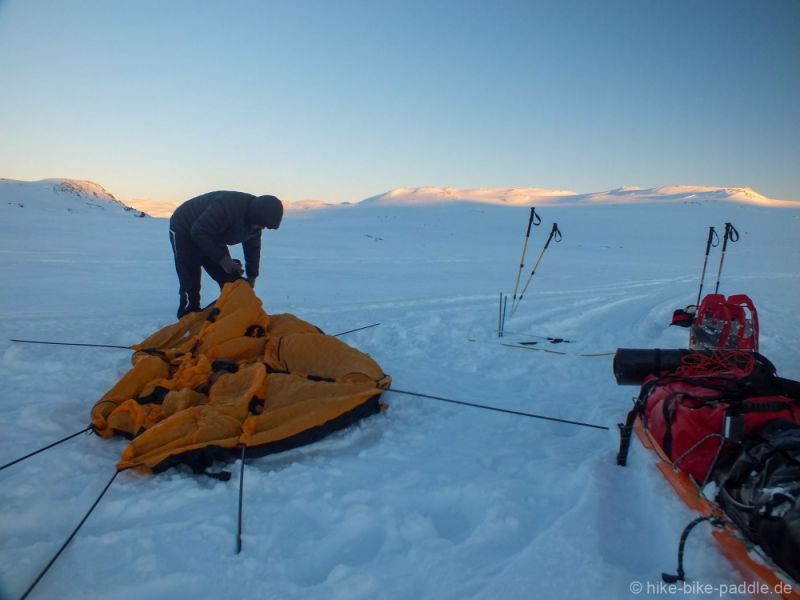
[169,228,239,318]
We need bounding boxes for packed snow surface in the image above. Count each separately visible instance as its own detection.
[0,180,798,599]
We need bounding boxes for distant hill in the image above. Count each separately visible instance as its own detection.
[124,196,350,217]
[360,185,800,208]
[124,198,178,218]
[128,184,799,215]
[5,179,797,219]
[360,186,577,207]
[0,178,148,217]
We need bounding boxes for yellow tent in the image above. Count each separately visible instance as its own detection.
[91,280,390,474]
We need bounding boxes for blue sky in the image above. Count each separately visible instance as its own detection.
[1,0,798,203]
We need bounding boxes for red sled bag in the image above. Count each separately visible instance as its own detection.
[690,294,759,352]
[639,366,800,485]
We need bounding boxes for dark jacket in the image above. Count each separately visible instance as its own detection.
[170,191,283,278]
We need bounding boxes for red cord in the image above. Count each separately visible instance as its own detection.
[676,350,756,379]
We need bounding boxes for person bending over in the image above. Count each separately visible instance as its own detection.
[169,190,283,318]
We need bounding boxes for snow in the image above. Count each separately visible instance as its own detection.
[30,179,794,219]
[360,186,579,207]
[0,180,798,599]
[359,185,800,208]
[0,178,146,217]
[121,199,177,219]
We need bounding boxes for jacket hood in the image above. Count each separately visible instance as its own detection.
[247,195,284,229]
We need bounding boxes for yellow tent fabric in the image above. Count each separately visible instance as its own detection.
[91,280,390,473]
[263,333,390,386]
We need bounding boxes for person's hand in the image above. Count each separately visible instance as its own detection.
[246,277,257,288]
[220,256,244,277]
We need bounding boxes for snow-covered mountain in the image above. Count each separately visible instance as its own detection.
[124,197,352,218]
[105,183,800,214]
[360,186,578,207]
[283,198,352,212]
[8,179,795,220]
[0,178,148,217]
[361,185,800,208]
[122,198,178,218]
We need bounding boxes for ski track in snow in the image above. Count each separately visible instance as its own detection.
[0,194,799,599]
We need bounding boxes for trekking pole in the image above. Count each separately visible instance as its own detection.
[713,222,739,294]
[0,426,93,472]
[511,223,562,316]
[501,295,508,336]
[511,207,541,306]
[695,226,719,306]
[21,470,120,600]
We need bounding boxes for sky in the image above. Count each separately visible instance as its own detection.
[1,0,799,204]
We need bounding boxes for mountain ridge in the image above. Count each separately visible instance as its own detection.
[3,178,798,219]
[359,185,800,208]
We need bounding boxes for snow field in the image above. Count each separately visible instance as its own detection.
[1,186,798,599]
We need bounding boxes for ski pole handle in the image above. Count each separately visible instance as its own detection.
[543,223,562,249]
[696,226,718,306]
[714,222,738,294]
[704,226,719,255]
[512,207,540,301]
[526,207,541,237]
[722,222,739,249]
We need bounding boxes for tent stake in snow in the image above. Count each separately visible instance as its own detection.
[498,293,503,337]
[511,223,562,316]
[695,226,719,307]
[498,294,508,337]
[511,207,541,306]
[713,222,739,294]
[502,295,507,336]
[236,445,246,554]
